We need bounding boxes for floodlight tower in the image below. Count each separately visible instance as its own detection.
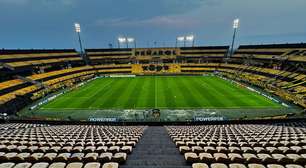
[118,37,127,48]
[127,37,136,49]
[230,18,239,57]
[186,35,195,47]
[74,23,84,55]
[176,36,185,48]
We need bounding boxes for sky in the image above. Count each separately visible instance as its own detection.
[0,0,306,50]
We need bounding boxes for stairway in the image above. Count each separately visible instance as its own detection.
[121,126,190,168]
[15,75,47,89]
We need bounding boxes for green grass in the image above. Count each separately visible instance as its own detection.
[41,76,281,110]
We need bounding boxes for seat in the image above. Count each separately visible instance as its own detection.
[192,163,209,168]
[126,141,136,147]
[72,146,83,153]
[278,147,294,154]
[59,146,72,153]
[186,141,197,147]
[248,164,266,168]
[108,146,120,153]
[179,146,191,154]
[27,153,44,162]
[66,162,83,168]
[116,141,125,147]
[199,153,214,163]
[11,153,30,162]
[184,152,199,163]
[96,146,108,153]
[54,153,71,162]
[286,154,306,164]
[99,153,113,162]
[40,153,57,162]
[3,152,17,161]
[192,146,203,154]
[242,147,255,154]
[290,146,306,154]
[0,163,15,168]
[213,153,230,163]
[84,162,100,168]
[31,162,49,168]
[211,163,228,168]
[229,163,247,168]
[257,153,277,164]
[267,164,285,168]
[16,146,28,153]
[243,153,261,163]
[48,162,66,168]
[204,146,217,153]
[285,164,303,168]
[102,162,119,168]
[216,146,228,153]
[121,146,132,154]
[84,153,99,162]
[254,147,268,154]
[229,147,241,153]
[13,162,32,168]
[266,147,282,154]
[272,154,293,164]
[228,153,245,163]
[69,153,84,162]
[112,153,127,163]
[48,146,61,153]
[84,146,96,153]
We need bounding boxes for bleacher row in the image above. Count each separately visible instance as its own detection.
[1,123,306,168]
[0,123,146,168]
[0,49,83,69]
[166,122,306,168]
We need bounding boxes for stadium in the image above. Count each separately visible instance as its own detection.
[1,1,306,168]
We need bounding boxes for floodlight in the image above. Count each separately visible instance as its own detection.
[118,37,127,43]
[233,19,239,29]
[127,37,134,43]
[74,23,81,32]
[186,35,194,41]
[177,36,185,41]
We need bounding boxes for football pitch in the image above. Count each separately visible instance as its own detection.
[41,76,280,110]
[19,75,297,121]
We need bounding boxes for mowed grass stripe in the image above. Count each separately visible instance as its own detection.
[159,77,176,108]
[42,79,100,108]
[80,79,116,108]
[137,77,154,108]
[145,77,156,108]
[203,77,249,107]
[168,77,189,108]
[123,78,143,108]
[97,78,131,108]
[176,77,202,108]
[191,77,227,107]
[210,77,279,108]
[207,77,269,107]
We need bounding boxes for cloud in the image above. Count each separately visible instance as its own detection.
[0,0,77,6]
[0,0,29,5]
[95,15,200,29]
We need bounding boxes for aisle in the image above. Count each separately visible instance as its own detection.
[121,126,190,168]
